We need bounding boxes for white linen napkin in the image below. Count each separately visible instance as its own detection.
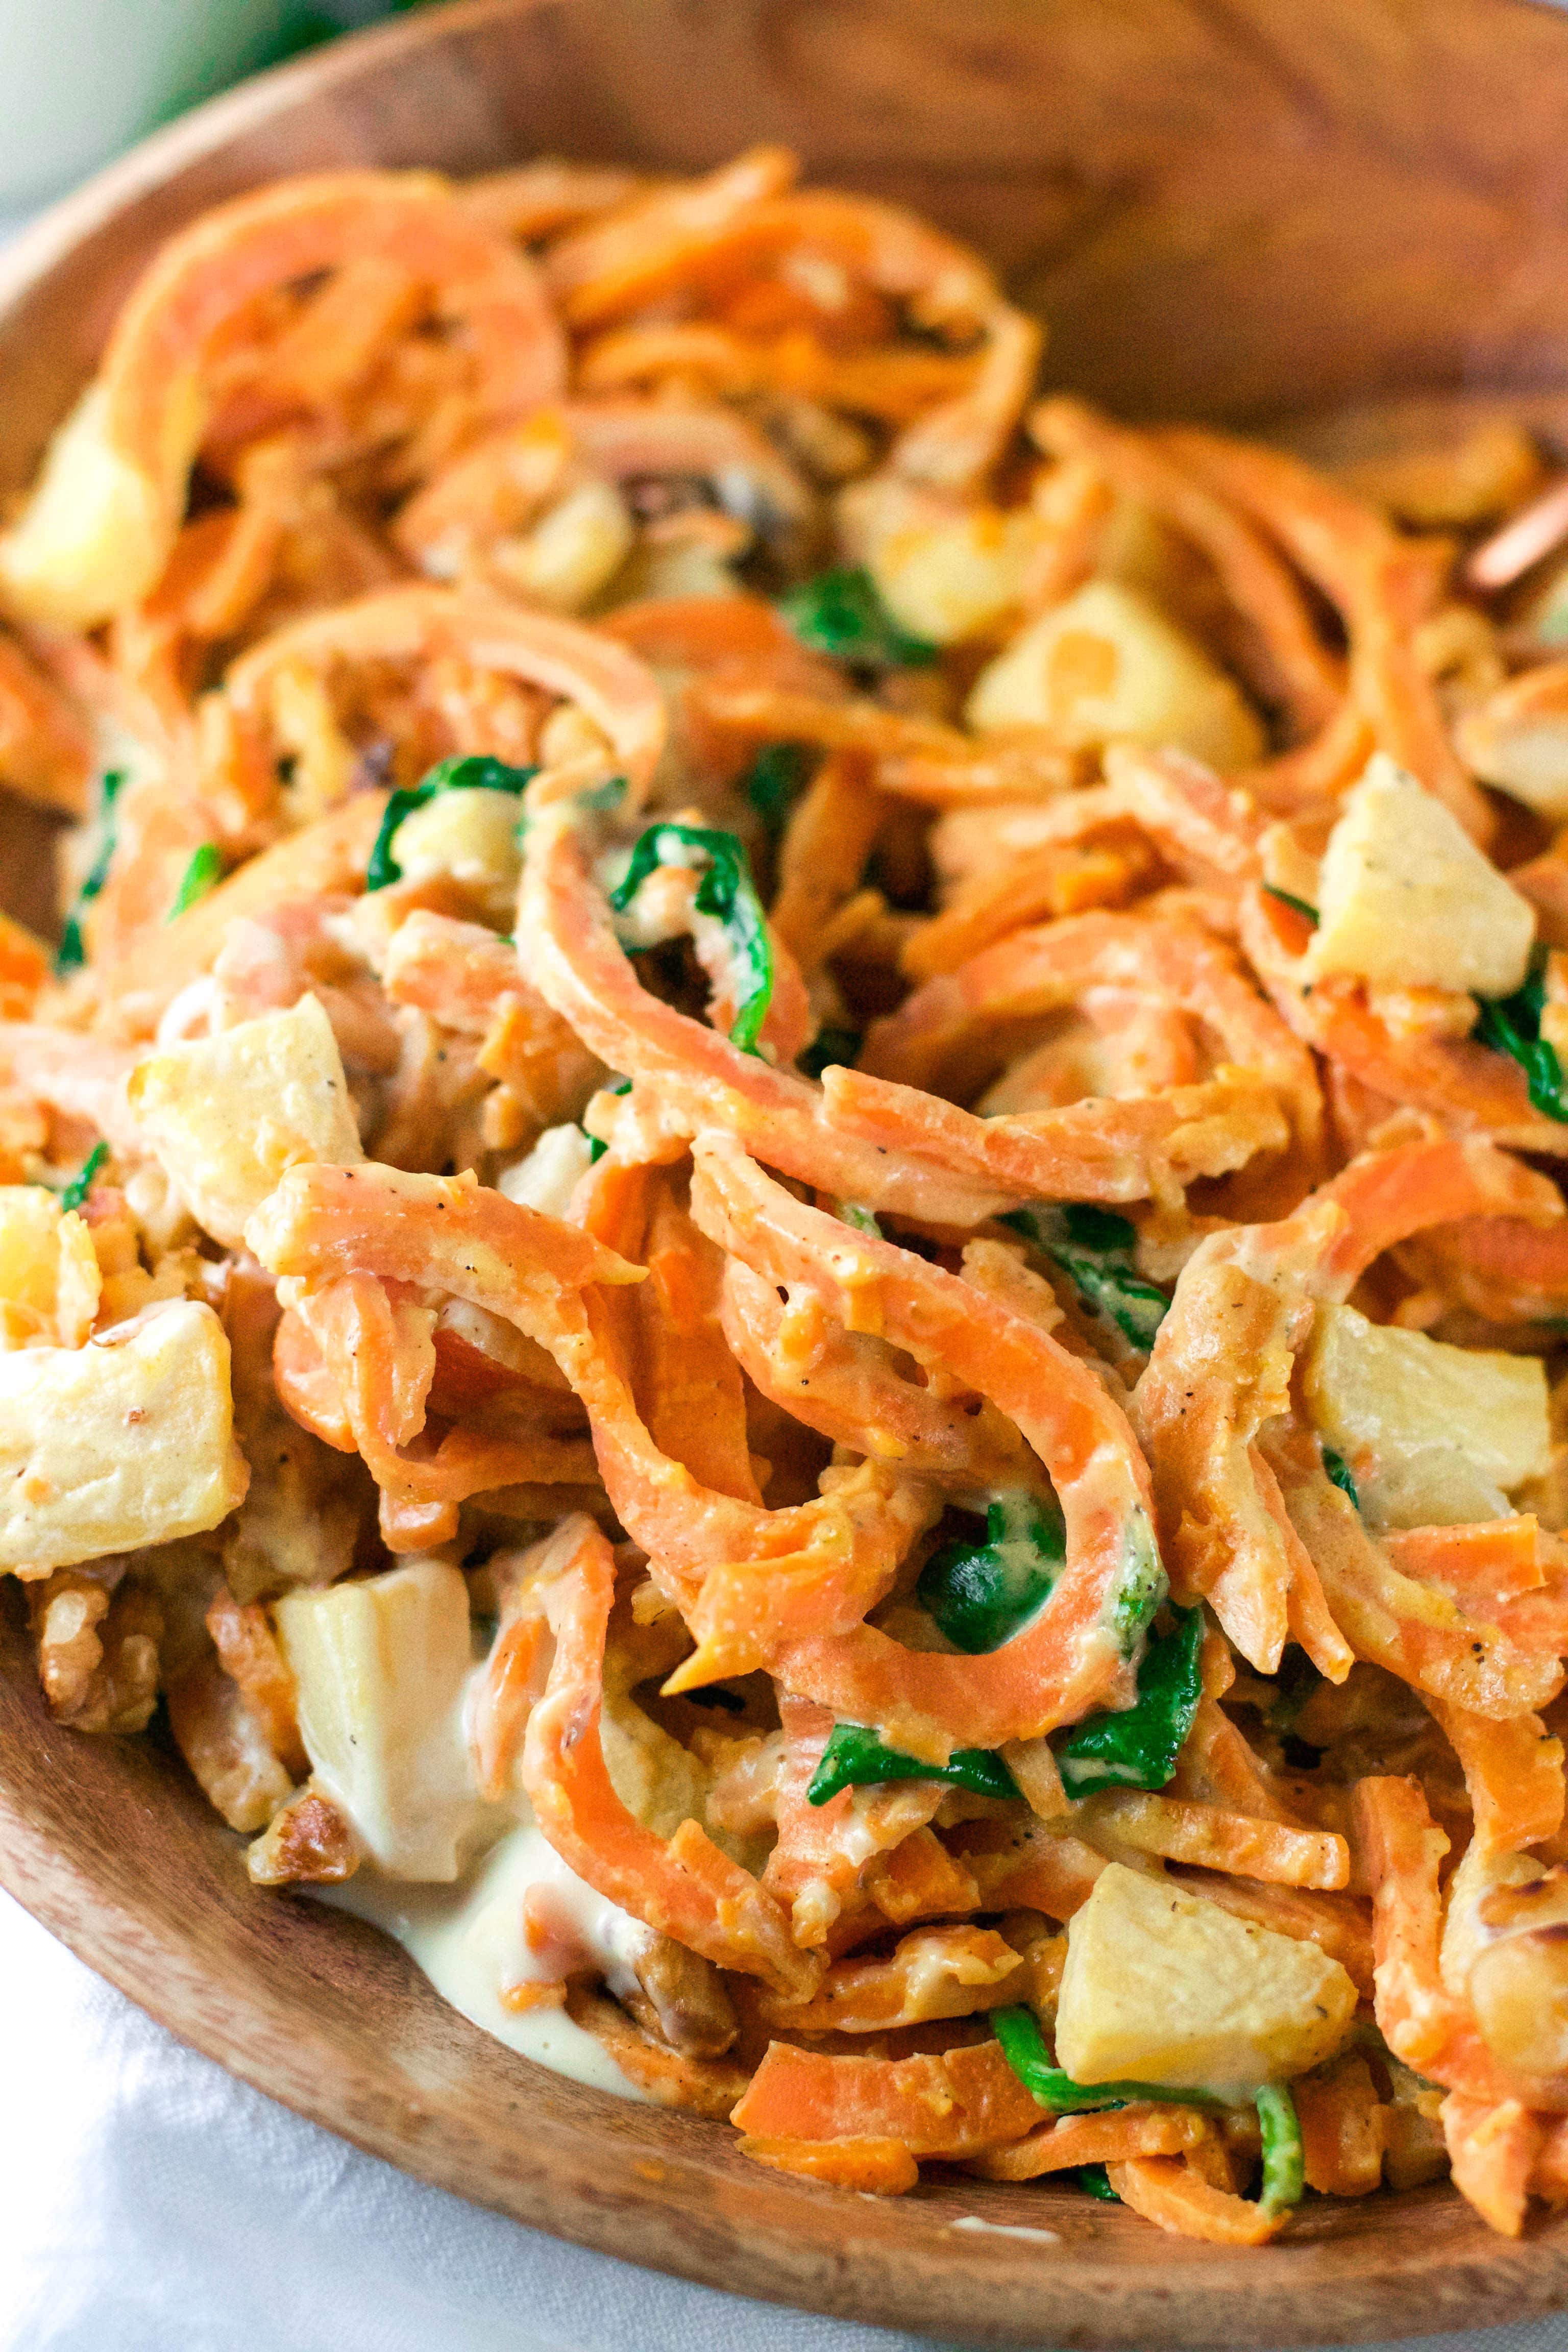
[1,1888,1565,2352]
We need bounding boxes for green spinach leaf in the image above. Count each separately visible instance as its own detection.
[780,567,938,669]
[806,1722,1018,1807]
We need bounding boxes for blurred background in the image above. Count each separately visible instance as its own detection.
[0,0,430,211]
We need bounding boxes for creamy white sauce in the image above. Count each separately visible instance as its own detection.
[950,2216,1062,2244]
[155,973,220,1044]
[320,1815,652,2102]
[289,1584,655,2104]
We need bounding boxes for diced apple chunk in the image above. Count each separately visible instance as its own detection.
[0,382,177,629]
[964,579,1265,770]
[128,994,362,1248]
[870,508,1041,645]
[1055,1863,1357,2098]
[1304,1302,1551,1530]
[0,1185,100,1348]
[501,477,634,612]
[1306,755,1535,997]
[498,1122,594,1216]
[0,1300,249,1572]
[275,1557,488,1881]
[1457,658,1568,821]
[388,788,524,927]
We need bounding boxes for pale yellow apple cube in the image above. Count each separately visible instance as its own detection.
[1457,660,1568,822]
[1304,1301,1551,1529]
[0,1300,249,1572]
[127,994,362,1248]
[870,508,1041,645]
[500,478,634,612]
[1306,755,1535,997]
[1055,1862,1357,2098]
[0,1186,100,1348]
[388,788,524,928]
[964,579,1265,770]
[276,1557,488,1881]
[498,1122,594,1217]
[0,382,184,629]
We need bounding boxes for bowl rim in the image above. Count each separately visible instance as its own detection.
[0,0,530,327]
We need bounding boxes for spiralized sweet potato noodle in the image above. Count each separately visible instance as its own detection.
[14,139,1568,2250]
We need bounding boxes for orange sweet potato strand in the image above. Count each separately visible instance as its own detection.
[521,811,1014,1226]
[1107,2156,1284,2246]
[770,749,891,972]
[867,1827,983,1927]
[0,633,94,815]
[95,793,383,1017]
[1354,1776,1568,2112]
[1423,1696,1565,1854]
[1442,2096,1545,2238]
[1076,1790,1351,1891]
[738,2136,919,2194]
[821,1063,1287,1209]
[291,1270,598,1544]
[543,146,800,324]
[1383,1519,1547,1610]
[760,1925,1023,2033]
[1160,427,1492,843]
[520,1514,816,1997]
[729,2038,1040,2156]
[633,1172,761,1505]
[861,908,1322,1149]
[0,914,49,1022]
[902,837,1155,978]
[959,1819,1107,1922]
[1415,1212,1568,1321]
[567,1161,942,1673]
[720,1260,1035,1488]
[969,2105,1212,2181]
[689,1131,1158,1748]
[470,1608,547,1805]
[760,1694,945,1938]
[1251,1445,1355,1682]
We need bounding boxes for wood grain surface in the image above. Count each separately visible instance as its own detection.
[5,2,1568,2339]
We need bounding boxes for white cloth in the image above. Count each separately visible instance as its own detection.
[0,1888,1564,2352]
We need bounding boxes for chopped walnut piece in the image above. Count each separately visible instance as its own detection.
[247,1778,360,1885]
[625,1932,738,2057]
[205,1580,305,1769]
[564,1981,750,2117]
[205,1579,307,1776]
[165,1653,295,1833]
[27,1562,162,1733]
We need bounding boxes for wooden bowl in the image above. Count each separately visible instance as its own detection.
[6,3,1568,2339]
